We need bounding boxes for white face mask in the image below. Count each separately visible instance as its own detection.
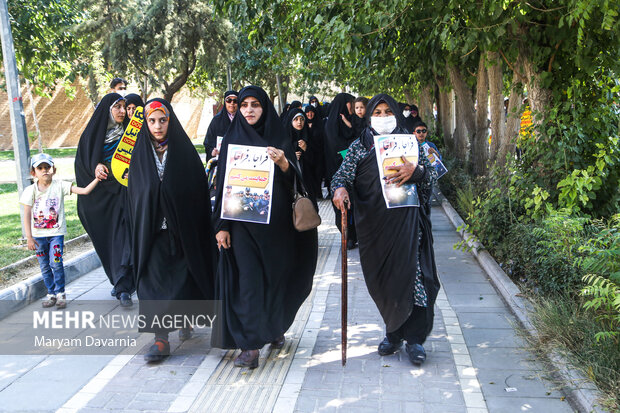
[311,102,318,107]
[371,116,397,135]
[403,110,411,118]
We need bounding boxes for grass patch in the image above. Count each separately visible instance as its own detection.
[528,296,620,410]
[0,186,85,270]
[0,148,78,161]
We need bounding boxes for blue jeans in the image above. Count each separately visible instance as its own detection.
[34,235,65,295]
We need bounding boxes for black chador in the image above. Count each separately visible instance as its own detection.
[211,86,318,355]
[75,93,134,298]
[204,90,238,162]
[285,108,320,207]
[324,92,357,245]
[354,94,440,357]
[127,98,217,360]
[304,105,327,198]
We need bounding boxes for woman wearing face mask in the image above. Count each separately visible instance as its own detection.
[128,98,217,362]
[212,86,318,369]
[286,108,319,207]
[324,92,357,247]
[331,94,440,366]
[75,93,135,307]
[352,96,369,138]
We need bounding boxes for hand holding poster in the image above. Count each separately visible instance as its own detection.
[373,134,420,208]
[221,144,274,224]
[421,142,448,178]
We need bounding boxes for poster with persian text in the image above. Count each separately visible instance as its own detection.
[421,142,448,179]
[373,134,420,208]
[221,144,274,224]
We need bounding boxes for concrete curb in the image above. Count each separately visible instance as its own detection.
[0,248,100,321]
[433,188,605,413]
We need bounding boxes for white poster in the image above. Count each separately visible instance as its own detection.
[373,134,420,208]
[221,144,275,224]
[421,142,448,178]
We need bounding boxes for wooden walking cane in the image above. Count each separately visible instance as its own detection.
[341,202,348,366]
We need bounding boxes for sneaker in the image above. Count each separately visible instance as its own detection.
[406,343,426,366]
[144,339,170,363]
[42,294,56,308]
[378,336,403,356]
[56,293,67,309]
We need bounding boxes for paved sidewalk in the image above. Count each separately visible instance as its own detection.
[0,200,576,412]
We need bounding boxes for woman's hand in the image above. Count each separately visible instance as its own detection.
[267,146,289,172]
[95,163,109,180]
[385,155,417,187]
[332,187,351,212]
[216,230,231,250]
[298,140,307,151]
[296,151,301,160]
[211,148,220,157]
[340,113,352,129]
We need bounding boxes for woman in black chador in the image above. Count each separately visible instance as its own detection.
[128,98,217,362]
[324,92,357,248]
[75,93,134,306]
[286,108,320,207]
[331,93,440,366]
[304,104,326,198]
[203,90,238,162]
[212,86,318,369]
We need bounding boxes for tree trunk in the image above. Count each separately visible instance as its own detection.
[487,51,506,165]
[503,67,524,166]
[447,64,475,161]
[418,85,434,132]
[472,54,489,176]
[436,76,454,154]
[25,79,43,154]
[520,47,552,128]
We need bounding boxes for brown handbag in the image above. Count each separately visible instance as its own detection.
[292,173,321,231]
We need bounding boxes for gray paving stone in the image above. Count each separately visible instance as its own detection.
[457,311,515,330]
[476,369,565,399]
[484,395,575,412]
[462,327,526,349]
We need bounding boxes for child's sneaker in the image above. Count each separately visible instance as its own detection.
[56,293,67,309]
[42,294,56,308]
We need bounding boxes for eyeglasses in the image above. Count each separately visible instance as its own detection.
[415,129,427,133]
[225,98,238,104]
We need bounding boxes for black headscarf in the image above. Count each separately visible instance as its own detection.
[290,100,302,110]
[324,92,355,180]
[211,85,317,350]
[361,94,409,149]
[203,90,238,161]
[124,93,144,109]
[75,93,132,287]
[128,98,216,299]
[409,104,422,126]
[286,108,308,149]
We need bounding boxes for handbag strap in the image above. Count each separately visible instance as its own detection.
[292,160,309,197]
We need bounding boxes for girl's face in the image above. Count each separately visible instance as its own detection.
[292,115,305,131]
[111,100,126,123]
[32,163,55,183]
[126,103,137,120]
[355,102,366,118]
[371,102,393,117]
[147,111,169,141]
[306,110,315,120]
[240,96,263,125]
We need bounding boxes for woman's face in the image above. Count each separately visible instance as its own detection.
[292,115,305,131]
[240,96,263,125]
[147,110,169,142]
[355,102,366,118]
[225,95,238,114]
[371,102,393,117]
[111,100,126,123]
[346,101,353,115]
[306,110,315,120]
[126,103,137,120]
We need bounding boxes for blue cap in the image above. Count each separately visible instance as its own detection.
[31,153,54,168]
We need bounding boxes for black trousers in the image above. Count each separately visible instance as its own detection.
[386,305,434,345]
